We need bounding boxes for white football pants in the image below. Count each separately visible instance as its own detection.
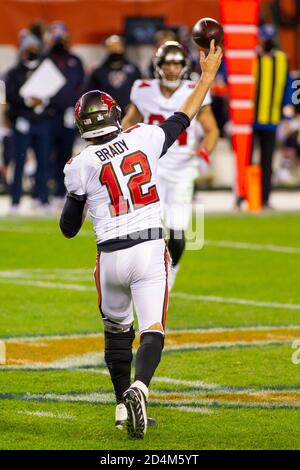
[94,239,169,335]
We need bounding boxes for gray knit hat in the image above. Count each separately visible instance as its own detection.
[19,32,42,53]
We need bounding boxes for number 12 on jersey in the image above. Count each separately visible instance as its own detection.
[100,151,159,217]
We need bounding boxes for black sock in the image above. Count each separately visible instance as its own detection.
[104,327,135,403]
[135,332,164,387]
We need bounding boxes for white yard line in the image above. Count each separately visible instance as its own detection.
[1,223,300,253]
[0,278,95,291]
[205,239,300,254]
[0,273,91,282]
[171,292,300,311]
[151,376,219,390]
[94,369,219,390]
[28,392,115,403]
[4,324,300,343]
[16,410,77,420]
[168,406,212,414]
[5,332,103,342]
[49,352,104,369]
[0,339,292,371]
[0,333,296,371]
[0,353,104,370]
[4,390,300,410]
[1,276,299,310]
[165,339,296,349]
[0,268,92,275]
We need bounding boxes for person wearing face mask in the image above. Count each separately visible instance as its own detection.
[5,32,55,214]
[45,22,84,204]
[250,24,293,210]
[84,35,141,115]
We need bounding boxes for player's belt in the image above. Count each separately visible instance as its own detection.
[97,227,164,253]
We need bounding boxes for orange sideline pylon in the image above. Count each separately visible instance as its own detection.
[246,165,262,212]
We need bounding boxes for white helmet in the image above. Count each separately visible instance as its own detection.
[153,41,190,89]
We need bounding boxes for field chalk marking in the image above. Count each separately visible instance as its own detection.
[16,410,77,420]
[205,239,300,254]
[0,275,300,311]
[0,341,6,365]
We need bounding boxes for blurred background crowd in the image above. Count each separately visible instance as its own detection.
[0,0,299,215]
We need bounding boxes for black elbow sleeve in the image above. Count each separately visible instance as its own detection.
[59,216,79,238]
[59,195,86,238]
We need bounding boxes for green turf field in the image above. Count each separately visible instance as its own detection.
[0,213,300,449]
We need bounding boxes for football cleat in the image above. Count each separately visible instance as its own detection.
[123,382,148,439]
[115,402,156,430]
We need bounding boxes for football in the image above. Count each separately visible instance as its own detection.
[192,17,224,49]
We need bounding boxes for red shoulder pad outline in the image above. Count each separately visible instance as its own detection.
[124,124,141,133]
[138,80,151,88]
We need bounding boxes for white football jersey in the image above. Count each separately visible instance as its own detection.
[64,124,166,244]
[130,79,212,182]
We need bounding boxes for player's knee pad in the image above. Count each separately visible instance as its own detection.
[104,327,135,374]
[102,316,134,334]
[168,229,186,266]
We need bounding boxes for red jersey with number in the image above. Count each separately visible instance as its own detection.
[130,79,212,182]
[63,124,165,243]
